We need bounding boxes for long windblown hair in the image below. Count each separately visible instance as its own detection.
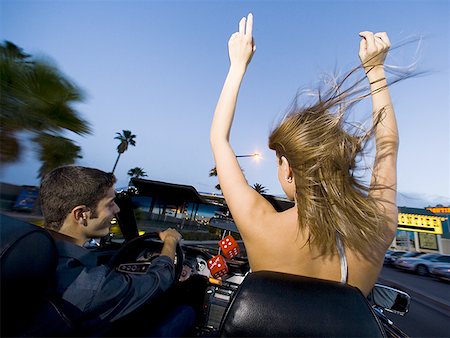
[268,39,422,257]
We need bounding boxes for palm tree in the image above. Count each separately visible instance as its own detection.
[253,183,268,194]
[208,167,221,192]
[209,167,217,177]
[1,41,90,169]
[209,165,249,193]
[112,130,136,174]
[127,167,148,184]
[34,133,82,179]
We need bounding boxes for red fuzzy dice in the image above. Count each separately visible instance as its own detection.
[218,235,240,259]
[207,255,229,278]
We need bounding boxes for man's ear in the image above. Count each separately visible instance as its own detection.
[72,206,88,224]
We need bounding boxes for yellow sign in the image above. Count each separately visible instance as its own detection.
[397,213,443,234]
[426,207,450,214]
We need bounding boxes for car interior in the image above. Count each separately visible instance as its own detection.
[1,185,392,337]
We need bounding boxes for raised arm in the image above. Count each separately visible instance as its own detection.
[210,14,275,231]
[359,31,398,244]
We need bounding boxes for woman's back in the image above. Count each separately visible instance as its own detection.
[241,208,384,296]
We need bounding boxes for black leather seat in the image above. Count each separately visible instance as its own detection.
[0,214,82,337]
[219,270,386,337]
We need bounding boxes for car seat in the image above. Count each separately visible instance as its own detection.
[219,270,386,337]
[0,214,83,337]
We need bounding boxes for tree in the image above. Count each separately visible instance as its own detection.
[127,167,148,184]
[209,167,217,177]
[208,166,221,192]
[34,133,82,179]
[209,166,246,193]
[0,41,90,173]
[112,130,136,174]
[253,183,268,194]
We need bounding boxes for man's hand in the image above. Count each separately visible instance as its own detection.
[159,228,182,243]
[159,228,181,262]
[228,13,256,72]
[359,31,390,74]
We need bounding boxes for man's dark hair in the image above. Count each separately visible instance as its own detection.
[40,166,116,230]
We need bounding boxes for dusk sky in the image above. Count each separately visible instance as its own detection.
[1,0,449,206]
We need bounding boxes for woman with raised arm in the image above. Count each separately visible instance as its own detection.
[210,14,399,296]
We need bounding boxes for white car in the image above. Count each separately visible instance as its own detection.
[394,254,450,276]
[384,250,407,265]
[430,264,450,282]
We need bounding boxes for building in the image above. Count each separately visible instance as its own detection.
[393,206,450,254]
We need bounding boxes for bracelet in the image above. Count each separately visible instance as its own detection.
[364,65,384,75]
[369,77,386,85]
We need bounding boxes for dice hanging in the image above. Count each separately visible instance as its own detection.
[207,254,229,278]
[218,235,240,259]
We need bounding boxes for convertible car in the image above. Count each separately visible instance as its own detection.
[1,178,411,337]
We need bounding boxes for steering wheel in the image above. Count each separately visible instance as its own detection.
[108,232,184,283]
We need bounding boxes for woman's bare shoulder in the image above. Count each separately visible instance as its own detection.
[239,207,300,246]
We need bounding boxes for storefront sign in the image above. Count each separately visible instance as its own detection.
[397,213,443,234]
[426,207,450,214]
[418,233,438,250]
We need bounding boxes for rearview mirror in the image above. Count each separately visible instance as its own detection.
[371,284,410,315]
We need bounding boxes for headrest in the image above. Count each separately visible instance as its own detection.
[1,214,57,298]
[219,271,385,337]
[1,215,102,337]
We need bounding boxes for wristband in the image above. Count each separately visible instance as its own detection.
[364,65,384,75]
[369,77,386,85]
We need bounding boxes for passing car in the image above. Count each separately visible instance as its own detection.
[1,180,412,338]
[430,263,450,282]
[394,253,450,276]
[384,251,425,267]
[384,250,407,265]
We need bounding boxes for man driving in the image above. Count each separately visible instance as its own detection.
[39,165,194,336]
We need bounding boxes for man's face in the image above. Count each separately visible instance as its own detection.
[84,187,120,238]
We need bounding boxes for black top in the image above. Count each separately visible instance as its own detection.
[54,238,174,323]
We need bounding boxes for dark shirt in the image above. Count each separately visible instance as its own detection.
[54,238,175,323]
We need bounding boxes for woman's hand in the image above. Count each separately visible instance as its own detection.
[228,13,256,72]
[359,31,390,74]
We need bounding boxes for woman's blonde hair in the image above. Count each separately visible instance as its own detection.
[268,57,418,257]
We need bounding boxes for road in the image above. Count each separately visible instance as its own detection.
[378,266,450,337]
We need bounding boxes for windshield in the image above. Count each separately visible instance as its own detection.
[111,194,240,242]
[436,256,450,263]
[402,252,424,258]
[419,254,440,260]
[392,251,406,256]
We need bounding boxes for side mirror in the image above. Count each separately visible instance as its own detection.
[371,284,411,315]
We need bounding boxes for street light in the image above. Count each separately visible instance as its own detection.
[236,152,261,159]
[209,152,261,192]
